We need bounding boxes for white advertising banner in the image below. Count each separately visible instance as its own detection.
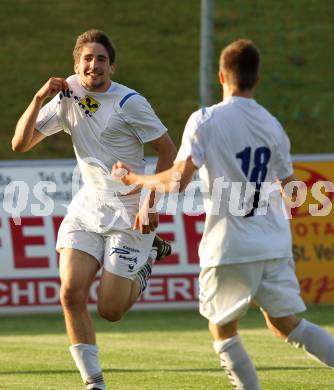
[0,159,203,313]
[2,155,334,313]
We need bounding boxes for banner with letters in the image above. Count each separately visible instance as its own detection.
[0,155,334,313]
[290,156,334,304]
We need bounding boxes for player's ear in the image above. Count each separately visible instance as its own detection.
[218,71,225,86]
[74,63,79,74]
[110,63,116,76]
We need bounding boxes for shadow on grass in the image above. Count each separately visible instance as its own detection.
[1,307,334,336]
[0,366,326,376]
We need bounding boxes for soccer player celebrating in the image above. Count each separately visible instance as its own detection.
[12,29,176,390]
[115,39,334,389]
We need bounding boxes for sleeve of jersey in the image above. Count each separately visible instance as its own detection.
[275,129,294,180]
[35,94,64,136]
[175,111,206,169]
[122,95,167,143]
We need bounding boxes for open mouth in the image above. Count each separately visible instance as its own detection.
[85,72,103,79]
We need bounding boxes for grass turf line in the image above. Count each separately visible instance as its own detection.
[1,307,334,389]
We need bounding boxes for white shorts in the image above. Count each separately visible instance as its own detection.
[199,257,306,326]
[56,219,155,279]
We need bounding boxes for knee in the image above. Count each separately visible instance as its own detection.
[209,320,239,340]
[265,315,300,339]
[265,317,282,338]
[60,285,87,309]
[97,305,125,322]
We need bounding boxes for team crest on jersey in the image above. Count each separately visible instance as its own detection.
[59,89,100,118]
[79,95,100,114]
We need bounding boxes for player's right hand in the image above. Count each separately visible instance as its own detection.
[35,77,68,101]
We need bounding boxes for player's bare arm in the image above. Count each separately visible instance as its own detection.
[12,77,68,152]
[114,155,197,194]
[134,133,177,233]
[148,133,177,173]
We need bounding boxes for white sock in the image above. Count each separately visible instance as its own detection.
[70,343,106,389]
[136,249,157,293]
[214,335,261,390]
[149,247,158,262]
[286,319,334,368]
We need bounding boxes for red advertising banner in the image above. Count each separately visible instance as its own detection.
[0,159,204,312]
[0,211,203,313]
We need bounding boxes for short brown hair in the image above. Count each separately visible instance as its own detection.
[73,29,116,65]
[219,39,260,90]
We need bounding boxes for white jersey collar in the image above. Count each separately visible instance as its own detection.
[222,95,257,107]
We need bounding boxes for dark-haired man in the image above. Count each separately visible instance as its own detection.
[115,39,334,389]
[12,29,176,390]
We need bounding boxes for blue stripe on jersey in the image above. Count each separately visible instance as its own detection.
[119,92,139,108]
[38,112,57,130]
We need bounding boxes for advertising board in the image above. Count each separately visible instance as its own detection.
[1,155,334,313]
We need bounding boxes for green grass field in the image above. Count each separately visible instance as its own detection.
[1,0,334,160]
[1,307,334,389]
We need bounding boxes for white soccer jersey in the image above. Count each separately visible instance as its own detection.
[176,96,293,268]
[36,74,167,232]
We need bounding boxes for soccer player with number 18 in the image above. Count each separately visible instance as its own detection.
[115,39,334,389]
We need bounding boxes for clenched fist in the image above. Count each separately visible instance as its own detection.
[35,77,69,101]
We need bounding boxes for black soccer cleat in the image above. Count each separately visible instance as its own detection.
[153,235,172,261]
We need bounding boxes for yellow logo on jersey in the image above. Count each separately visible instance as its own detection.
[79,95,100,113]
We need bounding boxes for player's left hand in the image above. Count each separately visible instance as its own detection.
[134,210,159,234]
[113,161,158,233]
[134,189,159,234]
